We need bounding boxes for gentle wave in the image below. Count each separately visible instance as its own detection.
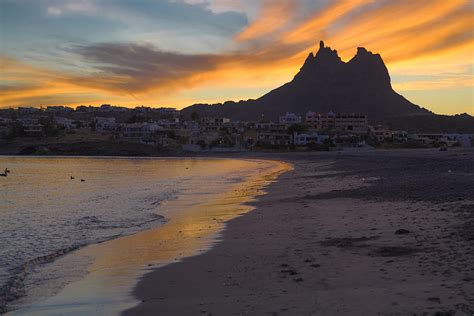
[0,157,276,314]
[0,213,166,314]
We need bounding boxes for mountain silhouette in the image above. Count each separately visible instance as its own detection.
[182,41,473,132]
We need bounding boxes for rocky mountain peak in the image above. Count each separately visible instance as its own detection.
[183,40,430,122]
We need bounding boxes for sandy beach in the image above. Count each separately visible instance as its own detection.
[123,149,474,316]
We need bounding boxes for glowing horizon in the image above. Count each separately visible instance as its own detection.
[0,0,473,115]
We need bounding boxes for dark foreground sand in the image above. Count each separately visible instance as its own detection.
[123,149,474,316]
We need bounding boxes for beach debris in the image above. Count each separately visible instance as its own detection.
[70,176,75,180]
[395,229,411,235]
[81,179,85,182]
[294,277,304,282]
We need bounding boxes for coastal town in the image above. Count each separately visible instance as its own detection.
[0,104,472,154]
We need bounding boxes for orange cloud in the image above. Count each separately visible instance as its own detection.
[282,0,374,45]
[236,0,297,41]
[1,0,473,115]
[326,0,472,59]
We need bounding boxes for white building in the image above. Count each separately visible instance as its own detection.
[54,117,77,129]
[257,133,292,146]
[392,131,408,143]
[279,112,302,125]
[121,123,145,142]
[293,132,329,146]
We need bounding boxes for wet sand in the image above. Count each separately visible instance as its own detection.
[123,149,474,316]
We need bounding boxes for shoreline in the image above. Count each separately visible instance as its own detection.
[123,149,474,315]
[3,157,290,315]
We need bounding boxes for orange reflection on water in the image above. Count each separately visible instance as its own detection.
[10,159,293,316]
[85,159,292,277]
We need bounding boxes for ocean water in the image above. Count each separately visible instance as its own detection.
[0,156,287,314]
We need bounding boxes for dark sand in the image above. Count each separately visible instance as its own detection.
[123,149,474,316]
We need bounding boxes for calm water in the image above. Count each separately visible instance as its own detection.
[0,156,287,314]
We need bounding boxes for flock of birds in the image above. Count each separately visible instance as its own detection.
[1,168,85,182]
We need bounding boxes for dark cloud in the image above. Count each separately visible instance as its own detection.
[74,43,224,92]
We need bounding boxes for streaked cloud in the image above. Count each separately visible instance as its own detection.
[46,0,97,16]
[236,1,298,41]
[73,43,222,92]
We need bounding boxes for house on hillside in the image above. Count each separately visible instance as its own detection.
[95,117,117,133]
[21,119,44,136]
[54,117,77,130]
[279,112,302,125]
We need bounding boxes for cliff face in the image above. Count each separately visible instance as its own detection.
[182,41,431,122]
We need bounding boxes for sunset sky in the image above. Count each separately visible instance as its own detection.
[0,0,473,115]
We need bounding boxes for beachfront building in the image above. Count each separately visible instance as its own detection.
[370,125,393,142]
[392,131,409,143]
[306,111,368,134]
[254,121,293,147]
[293,132,329,146]
[409,133,473,147]
[279,112,302,125]
[256,133,293,146]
